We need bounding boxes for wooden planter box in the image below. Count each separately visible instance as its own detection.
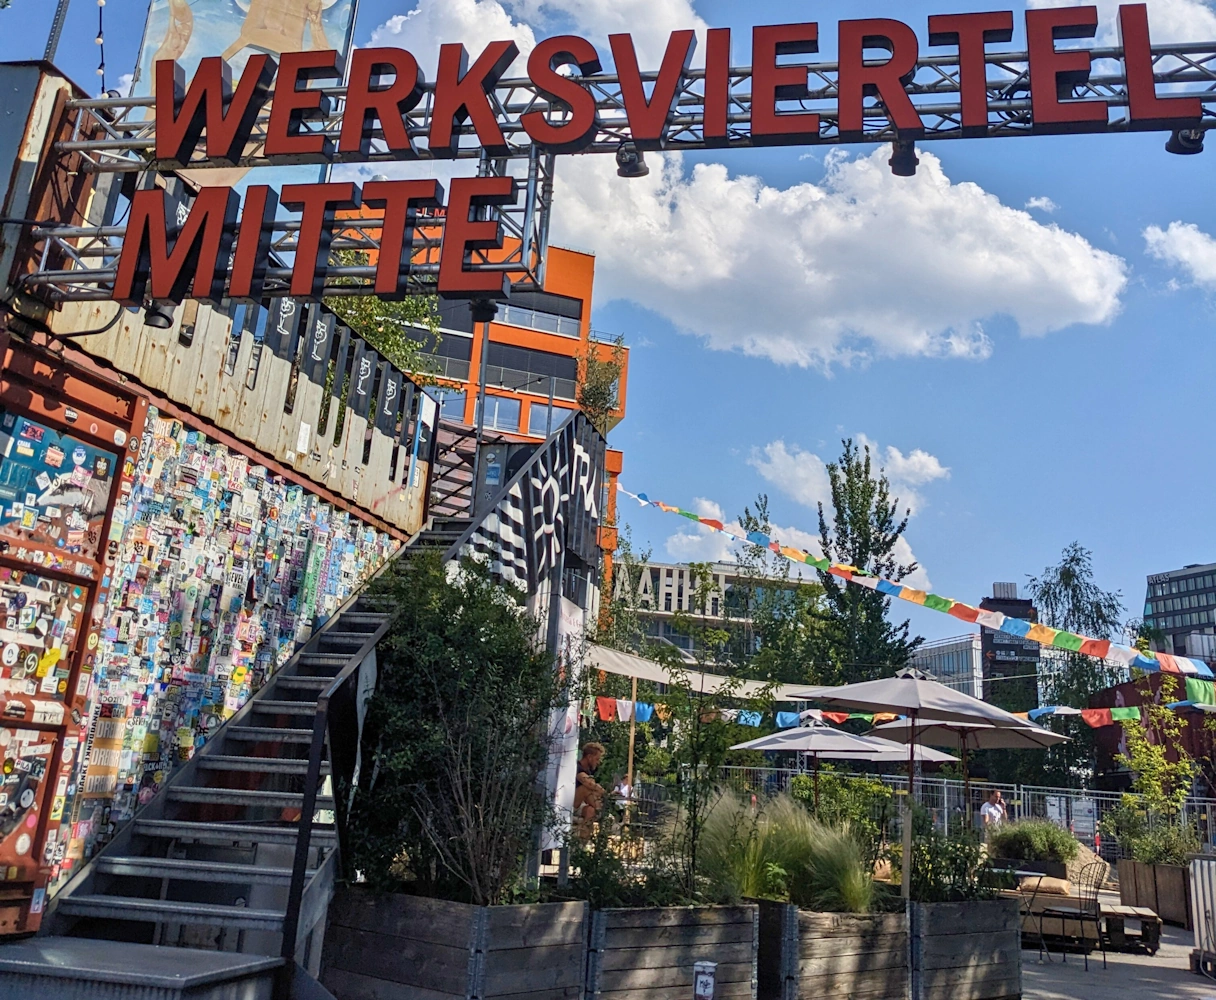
[1119,858,1193,929]
[755,900,907,1000]
[320,888,589,1000]
[909,900,1021,1000]
[586,905,758,1000]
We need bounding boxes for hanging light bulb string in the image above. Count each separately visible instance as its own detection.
[95,0,106,92]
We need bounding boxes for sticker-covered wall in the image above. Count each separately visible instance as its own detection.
[51,408,399,888]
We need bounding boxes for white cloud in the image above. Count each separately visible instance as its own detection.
[664,498,739,562]
[552,149,1127,370]
[369,0,537,76]
[855,435,950,491]
[114,73,134,98]
[1144,221,1216,288]
[1027,0,1216,43]
[1025,196,1057,213]
[506,0,708,65]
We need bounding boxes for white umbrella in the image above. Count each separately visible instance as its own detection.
[731,724,957,806]
[795,669,1037,897]
[868,717,1069,811]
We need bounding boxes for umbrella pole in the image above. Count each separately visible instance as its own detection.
[625,674,637,829]
[814,752,820,811]
[961,740,970,832]
[901,712,915,899]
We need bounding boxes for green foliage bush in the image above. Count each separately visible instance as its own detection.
[1128,822,1200,866]
[347,554,561,905]
[700,793,874,912]
[790,771,893,865]
[987,819,1080,864]
[891,831,1006,903]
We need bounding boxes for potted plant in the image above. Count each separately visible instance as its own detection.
[320,555,589,1000]
[986,818,1079,881]
[895,828,1022,1000]
[698,793,905,1000]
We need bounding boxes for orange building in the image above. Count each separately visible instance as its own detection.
[421,244,627,575]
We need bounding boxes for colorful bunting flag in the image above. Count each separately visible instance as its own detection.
[634,702,655,723]
[596,696,617,722]
[620,485,1215,681]
[776,711,801,728]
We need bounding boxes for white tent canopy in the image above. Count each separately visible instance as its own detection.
[586,644,812,702]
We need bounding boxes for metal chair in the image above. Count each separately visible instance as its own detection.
[1039,860,1107,970]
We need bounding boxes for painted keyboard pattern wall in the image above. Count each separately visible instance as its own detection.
[48,407,399,889]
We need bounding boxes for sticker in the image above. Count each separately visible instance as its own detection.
[86,632,98,649]
[2,643,17,667]
[14,834,29,856]
[34,472,52,491]
[71,446,86,467]
[30,888,44,914]
[44,446,64,468]
[63,408,78,424]
[113,429,126,447]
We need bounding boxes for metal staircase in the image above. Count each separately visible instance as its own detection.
[0,516,470,999]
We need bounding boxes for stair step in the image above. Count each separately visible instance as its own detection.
[134,819,335,846]
[273,675,332,691]
[168,786,333,809]
[225,726,315,744]
[96,856,314,884]
[250,700,319,715]
[197,756,328,775]
[56,895,285,931]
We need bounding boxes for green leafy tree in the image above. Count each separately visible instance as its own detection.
[1119,674,1195,815]
[815,439,923,684]
[324,249,441,377]
[1023,542,1125,786]
[578,335,625,435]
[347,553,561,904]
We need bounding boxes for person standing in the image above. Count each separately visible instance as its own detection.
[981,788,1007,829]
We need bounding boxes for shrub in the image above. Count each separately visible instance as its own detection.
[987,819,1080,864]
[892,830,1006,903]
[790,770,893,865]
[347,554,562,905]
[700,793,874,912]
[1130,822,1200,866]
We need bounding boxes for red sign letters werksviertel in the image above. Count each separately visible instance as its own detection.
[112,4,1201,309]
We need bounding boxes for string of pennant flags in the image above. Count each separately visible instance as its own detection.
[617,485,1216,684]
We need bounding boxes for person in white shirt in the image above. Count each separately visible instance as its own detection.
[980,789,1007,829]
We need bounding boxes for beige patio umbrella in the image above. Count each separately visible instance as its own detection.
[867,717,1070,822]
[794,669,1040,897]
[731,724,956,808]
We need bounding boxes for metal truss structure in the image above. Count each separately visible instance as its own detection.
[19,41,1216,304]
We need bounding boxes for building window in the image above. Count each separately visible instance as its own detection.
[664,593,672,612]
[431,387,467,421]
[499,303,581,337]
[527,400,577,437]
[475,395,521,433]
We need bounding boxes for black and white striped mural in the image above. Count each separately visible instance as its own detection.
[463,413,606,593]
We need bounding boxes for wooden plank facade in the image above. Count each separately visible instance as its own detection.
[321,890,589,1000]
[756,901,907,1000]
[586,906,759,1000]
[910,900,1021,1000]
[51,299,432,536]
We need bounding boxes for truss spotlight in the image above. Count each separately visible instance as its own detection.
[470,299,499,324]
[142,301,174,329]
[615,141,650,179]
[888,139,919,177]
[1165,128,1205,155]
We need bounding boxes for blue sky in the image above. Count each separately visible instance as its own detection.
[8,0,1216,641]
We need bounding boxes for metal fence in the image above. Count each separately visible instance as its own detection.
[718,766,1216,860]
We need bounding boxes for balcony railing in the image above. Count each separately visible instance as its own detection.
[499,304,581,338]
[483,365,577,401]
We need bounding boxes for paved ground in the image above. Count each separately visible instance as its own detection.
[1023,925,1215,1000]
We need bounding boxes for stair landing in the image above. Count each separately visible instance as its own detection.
[0,938,281,999]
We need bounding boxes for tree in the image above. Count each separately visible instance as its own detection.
[1119,674,1195,815]
[727,495,829,685]
[1025,542,1126,786]
[815,439,922,684]
[578,335,625,435]
[324,249,441,377]
[347,553,561,904]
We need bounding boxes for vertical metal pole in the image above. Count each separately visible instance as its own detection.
[470,317,491,507]
[45,0,72,61]
[545,375,555,437]
[625,673,638,827]
[902,712,916,899]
